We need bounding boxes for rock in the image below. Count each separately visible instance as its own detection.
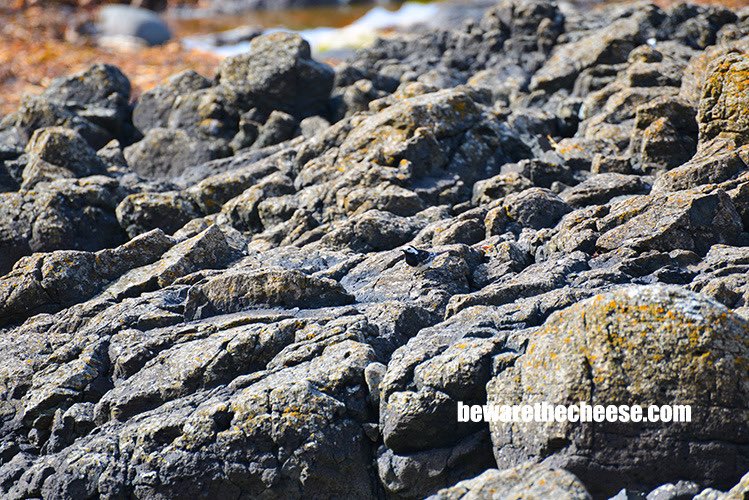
[429,463,592,500]
[378,432,497,499]
[184,268,354,318]
[628,96,698,173]
[340,184,425,217]
[502,187,572,230]
[218,32,334,118]
[447,251,589,316]
[123,128,231,180]
[222,172,295,232]
[2,96,114,150]
[689,244,749,309]
[166,86,242,141]
[103,225,235,300]
[596,188,744,255]
[116,191,202,238]
[21,127,107,188]
[646,481,701,500]
[319,210,427,253]
[299,116,330,139]
[488,285,749,497]
[651,141,749,193]
[697,52,749,147]
[472,172,533,205]
[0,229,173,325]
[531,13,651,92]
[560,173,646,207]
[96,5,172,47]
[132,70,212,134]
[33,64,133,146]
[658,4,737,50]
[375,304,527,497]
[501,159,575,189]
[3,1,749,497]
[0,177,129,275]
[252,110,298,149]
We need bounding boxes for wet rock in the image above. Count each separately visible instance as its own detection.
[488,285,749,497]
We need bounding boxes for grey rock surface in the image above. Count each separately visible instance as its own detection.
[0,0,748,498]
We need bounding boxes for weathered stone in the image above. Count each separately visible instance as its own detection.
[218,32,334,118]
[697,52,749,147]
[560,173,646,207]
[488,285,749,497]
[596,189,743,254]
[124,128,231,180]
[429,463,592,500]
[132,70,212,133]
[185,268,354,319]
[116,191,202,238]
[503,187,572,230]
[472,172,533,206]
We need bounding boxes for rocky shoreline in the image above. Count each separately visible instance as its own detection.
[1,0,749,498]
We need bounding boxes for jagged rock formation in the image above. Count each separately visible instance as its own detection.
[1,1,749,498]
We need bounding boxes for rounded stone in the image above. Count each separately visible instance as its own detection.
[488,284,749,497]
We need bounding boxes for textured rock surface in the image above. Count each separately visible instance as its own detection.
[429,462,592,499]
[1,1,749,498]
[488,285,749,497]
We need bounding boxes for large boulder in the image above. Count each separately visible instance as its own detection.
[218,32,335,118]
[488,285,749,497]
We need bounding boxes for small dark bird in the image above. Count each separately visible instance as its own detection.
[402,245,435,267]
